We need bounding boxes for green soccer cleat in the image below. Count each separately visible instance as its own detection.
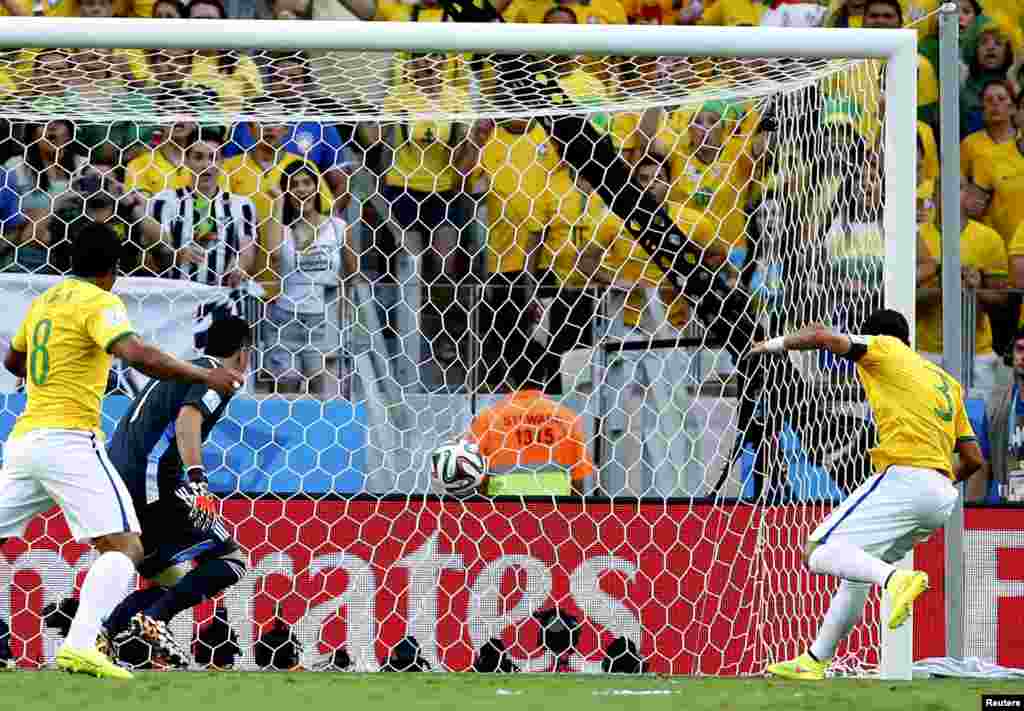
[766,652,829,680]
[886,570,929,630]
[56,645,133,680]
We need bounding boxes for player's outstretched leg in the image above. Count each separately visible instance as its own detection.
[105,587,167,640]
[102,586,166,662]
[129,613,191,669]
[766,580,871,680]
[57,532,142,680]
[808,539,929,630]
[129,550,247,668]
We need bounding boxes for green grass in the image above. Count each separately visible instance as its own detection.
[1,673,1022,711]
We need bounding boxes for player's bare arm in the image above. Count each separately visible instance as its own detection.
[4,345,26,379]
[954,437,984,485]
[110,334,243,396]
[747,323,852,357]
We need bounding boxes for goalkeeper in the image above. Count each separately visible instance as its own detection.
[100,316,252,668]
[749,309,983,680]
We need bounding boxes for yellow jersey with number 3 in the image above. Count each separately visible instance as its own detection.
[852,334,975,479]
[10,279,136,439]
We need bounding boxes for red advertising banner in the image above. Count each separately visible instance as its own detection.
[913,507,1024,669]
[2,500,1019,673]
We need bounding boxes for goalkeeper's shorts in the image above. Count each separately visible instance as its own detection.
[135,497,238,580]
[809,465,957,563]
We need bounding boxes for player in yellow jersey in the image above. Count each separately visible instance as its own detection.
[749,309,984,681]
[0,224,243,679]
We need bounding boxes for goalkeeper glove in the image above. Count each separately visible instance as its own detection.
[175,466,218,532]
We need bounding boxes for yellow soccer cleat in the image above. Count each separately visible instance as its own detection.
[56,645,133,680]
[886,570,929,630]
[766,652,829,680]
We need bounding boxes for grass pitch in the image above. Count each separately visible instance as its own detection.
[1,672,1020,711]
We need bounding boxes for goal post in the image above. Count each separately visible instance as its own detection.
[0,18,918,675]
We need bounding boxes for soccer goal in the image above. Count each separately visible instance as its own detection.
[0,18,916,675]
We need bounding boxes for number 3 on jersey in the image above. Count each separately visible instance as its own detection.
[926,365,954,422]
[29,318,52,386]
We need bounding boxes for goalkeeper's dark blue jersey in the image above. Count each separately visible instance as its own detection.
[106,356,233,508]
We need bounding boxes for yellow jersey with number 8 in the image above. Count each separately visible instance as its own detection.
[853,334,975,479]
[10,279,135,439]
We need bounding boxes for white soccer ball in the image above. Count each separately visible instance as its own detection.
[431,440,486,495]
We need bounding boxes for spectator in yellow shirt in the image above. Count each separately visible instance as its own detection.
[0,0,28,14]
[125,109,230,196]
[623,0,668,24]
[501,0,626,24]
[379,52,473,238]
[666,100,758,258]
[376,52,476,367]
[463,117,574,389]
[830,0,938,35]
[143,48,208,106]
[16,28,149,92]
[853,0,941,131]
[919,177,1009,395]
[917,121,940,226]
[961,80,1024,246]
[0,0,155,17]
[142,1,192,93]
[961,15,1019,137]
[825,0,867,26]
[539,6,620,136]
[699,0,761,26]
[373,0,445,20]
[187,0,265,114]
[340,0,470,92]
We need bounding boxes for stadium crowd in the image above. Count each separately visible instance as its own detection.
[1,0,1024,500]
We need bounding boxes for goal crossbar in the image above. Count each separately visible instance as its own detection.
[0,18,916,59]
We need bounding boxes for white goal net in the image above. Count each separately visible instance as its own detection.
[0,21,915,674]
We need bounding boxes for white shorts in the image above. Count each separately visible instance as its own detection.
[809,465,959,563]
[0,429,141,543]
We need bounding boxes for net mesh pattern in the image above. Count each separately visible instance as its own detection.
[0,49,862,121]
[0,45,892,674]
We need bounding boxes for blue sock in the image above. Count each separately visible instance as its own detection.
[144,559,245,623]
[105,586,167,637]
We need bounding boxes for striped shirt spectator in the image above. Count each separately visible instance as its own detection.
[148,130,258,286]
